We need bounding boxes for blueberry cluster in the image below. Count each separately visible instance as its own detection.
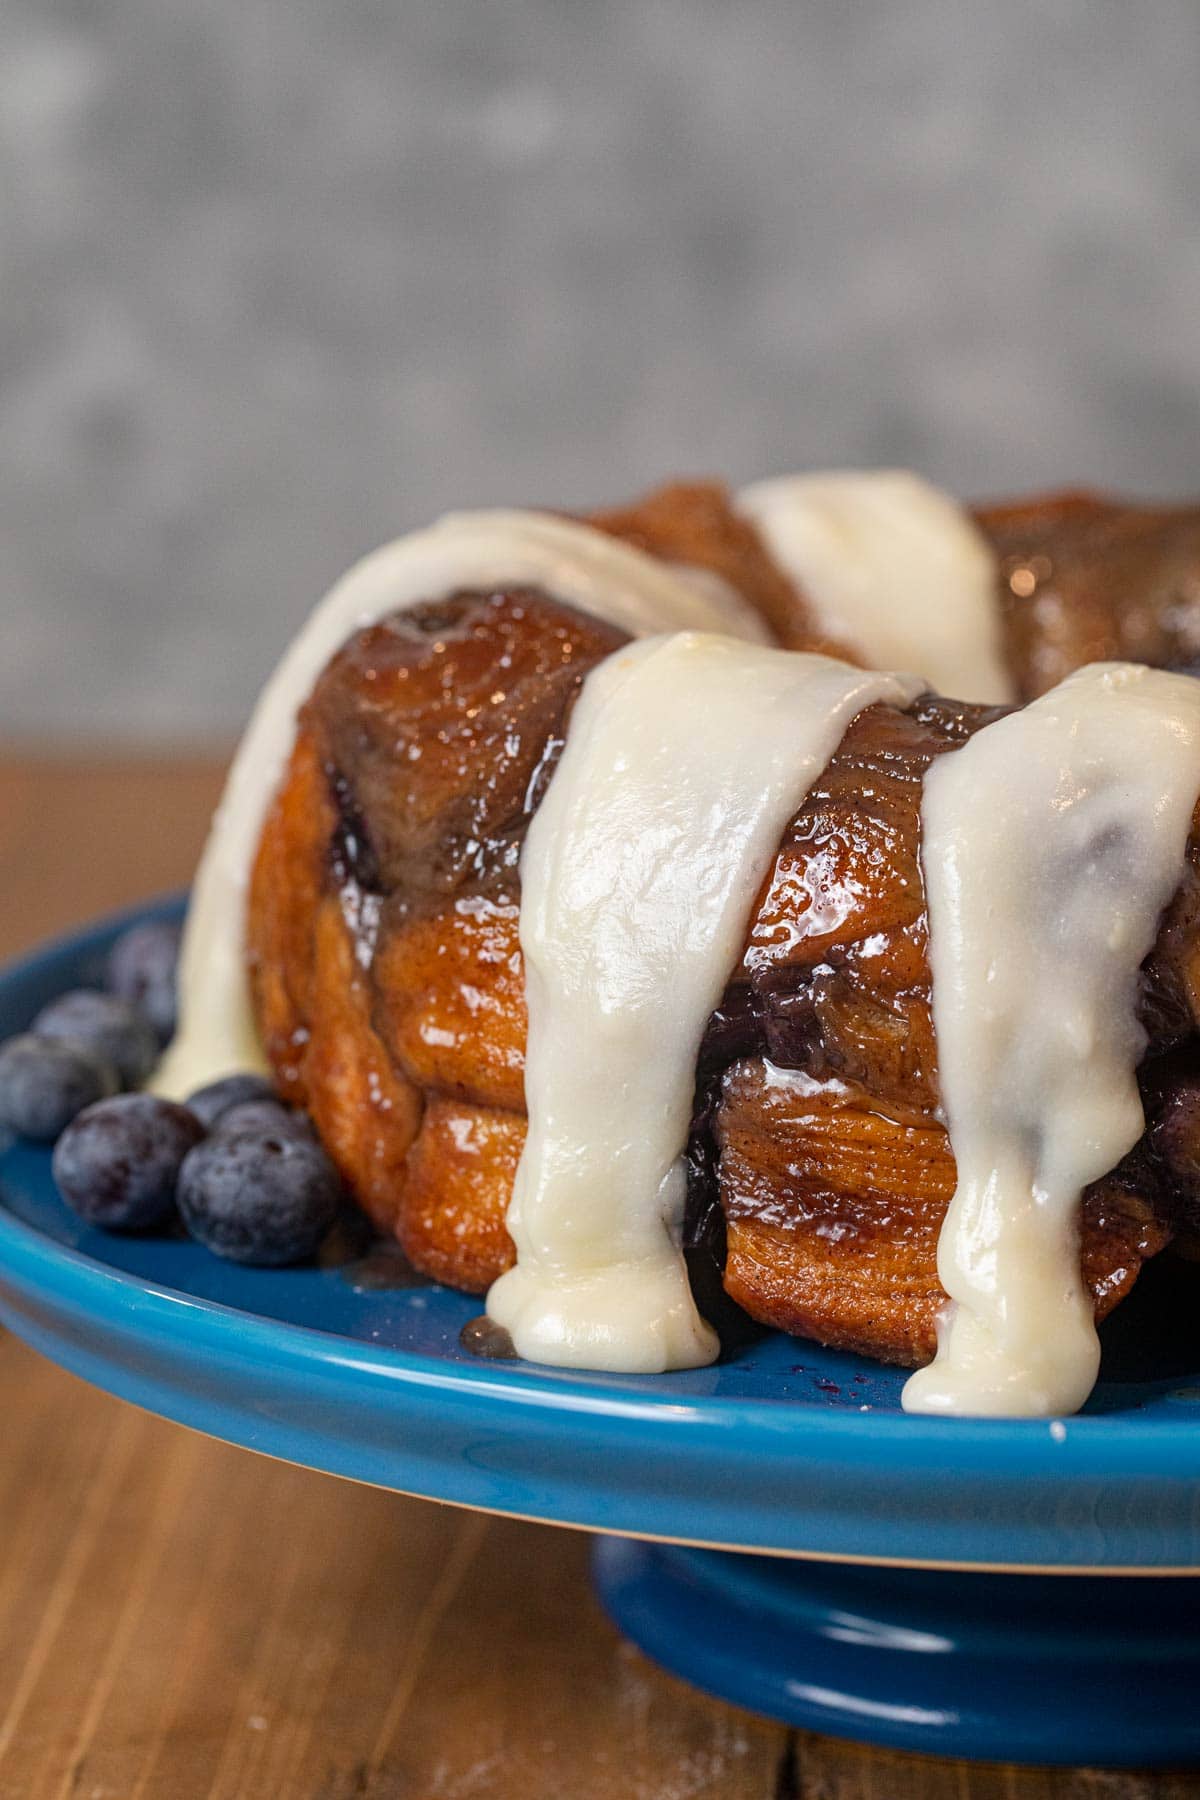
[0,921,340,1266]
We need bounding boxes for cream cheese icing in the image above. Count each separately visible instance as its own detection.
[152,511,767,1099]
[486,635,922,1372]
[903,663,1200,1417]
[738,469,1013,705]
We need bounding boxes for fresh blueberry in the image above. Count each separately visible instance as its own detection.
[185,1072,277,1129]
[106,921,181,1043]
[33,990,158,1090]
[0,1034,118,1142]
[178,1132,341,1266]
[212,1099,316,1142]
[52,1094,204,1230]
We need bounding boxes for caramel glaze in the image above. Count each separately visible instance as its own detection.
[976,492,1200,702]
[247,544,1200,1366]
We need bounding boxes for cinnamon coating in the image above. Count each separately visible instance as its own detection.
[246,481,1200,1364]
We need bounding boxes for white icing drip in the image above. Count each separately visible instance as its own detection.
[903,662,1200,1418]
[486,635,922,1372]
[738,470,1014,705]
[152,511,768,1098]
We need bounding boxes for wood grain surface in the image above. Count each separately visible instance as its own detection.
[0,754,1195,1799]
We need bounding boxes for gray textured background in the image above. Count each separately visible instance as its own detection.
[3,0,1199,739]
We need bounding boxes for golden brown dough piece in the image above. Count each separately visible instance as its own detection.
[975,492,1200,701]
[245,478,1200,1365]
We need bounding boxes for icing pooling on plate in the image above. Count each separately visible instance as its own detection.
[152,511,766,1098]
[486,636,923,1373]
[904,663,1200,1417]
[738,469,1014,705]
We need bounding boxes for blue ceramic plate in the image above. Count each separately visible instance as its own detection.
[1,899,1199,1574]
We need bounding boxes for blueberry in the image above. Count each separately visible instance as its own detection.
[178,1132,341,1265]
[185,1072,277,1129]
[106,921,181,1043]
[213,1099,316,1142]
[33,990,158,1090]
[0,1034,118,1142]
[52,1094,204,1230]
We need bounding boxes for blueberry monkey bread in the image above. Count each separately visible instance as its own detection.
[242,479,1200,1371]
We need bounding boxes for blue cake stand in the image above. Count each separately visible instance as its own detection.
[1,901,1198,1768]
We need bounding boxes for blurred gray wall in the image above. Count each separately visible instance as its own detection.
[2,0,1199,739]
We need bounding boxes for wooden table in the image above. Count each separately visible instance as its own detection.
[0,753,1194,1800]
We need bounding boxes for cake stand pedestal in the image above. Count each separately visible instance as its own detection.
[593,1539,1200,1766]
